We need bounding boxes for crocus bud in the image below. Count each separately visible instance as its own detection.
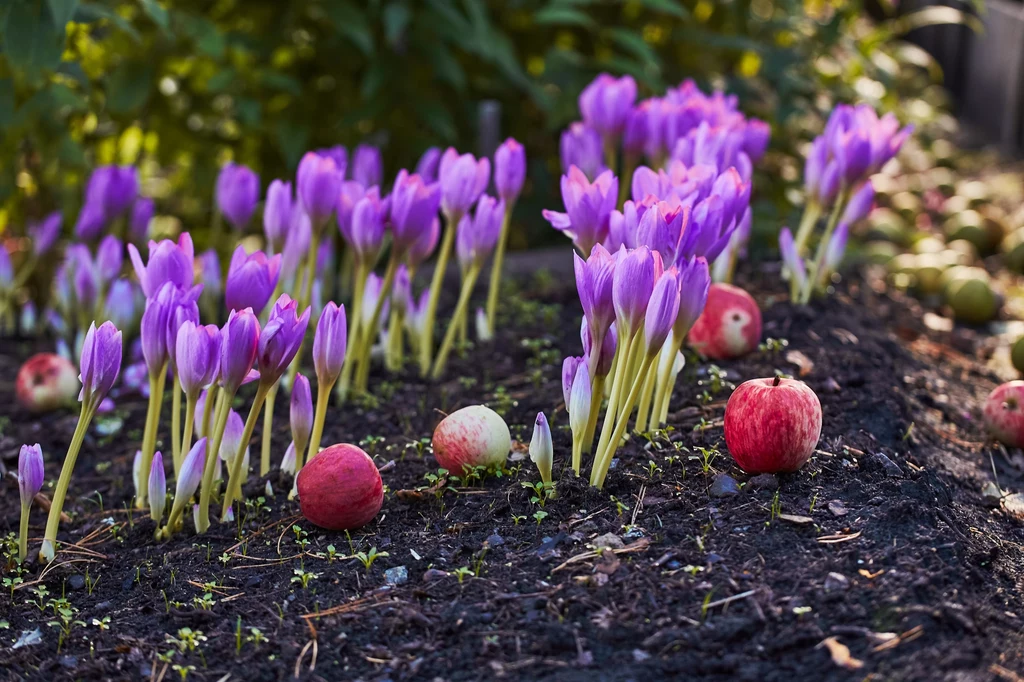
[220,409,249,474]
[216,162,260,231]
[281,209,311,284]
[406,217,440,270]
[291,373,313,446]
[281,441,297,475]
[133,449,143,500]
[197,248,221,300]
[29,212,62,256]
[19,443,44,509]
[360,274,389,333]
[258,294,310,385]
[817,160,841,205]
[543,167,618,256]
[529,412,553,485]
[779,227,807,295]
[165,287,202,372]
[581,320,617,377]
[456,195,505,270]
[74,201,107,241]
[219,308,261,394]
[494,138,526,204]
[579,73,637,138]
[263,180,293,253]
[804,136,827,199]
[390,170,442,255]
[568,361,591,441]
[142,281,200,374]
[823,222,850,275]
[644,268,681,354]
[225,245,282,315]
[475,306,492,342]
[415,147,442,183]
[560,122,605,180]
[623,106,648,158]
[175,438,207,504]
[673,257,711,338]
[96,235,123,281]
[335,181,366,242]
[562,355,584,409]
[312,301,347,386]
[438,148,490,217]
[352,144,383,188]
[176,320,222,399]
[613,246,657,335]
[297,152,343,229]
[130,198,154,243]
[344,187,386,267]
[128,233,195,298]
[79,321,123,408]
[842,180,874,225]
[101,166,140,219]
[149,451,166,521]
[392,265,411,313]
[317,145,348,175]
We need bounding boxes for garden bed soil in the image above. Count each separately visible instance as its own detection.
[1,253,1023,681]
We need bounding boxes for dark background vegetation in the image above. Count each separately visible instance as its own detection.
[0,0,974,248]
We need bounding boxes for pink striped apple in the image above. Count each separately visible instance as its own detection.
[432,405,510,473]
[688,283,762,360]
[983,381,1024,448]
[16,353,80,413]
[724,376,821,473]
[297,444,383,530]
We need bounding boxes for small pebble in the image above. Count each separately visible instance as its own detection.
[824,572,850,592]
[68,574,86,591]
[748,474,778,491]
[632,649,651,662]
[873,452,903,477]
[245,575,263,589]
[981,482,1002,508]
[827,500,849,517]
[710,474,741,498]
[59,656,77,670]
[384,566,408,587]
[485,533,505,547]
[422,568,448,582]
[591,533,624,550]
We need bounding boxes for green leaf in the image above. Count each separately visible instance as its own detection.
[324,0,374,56]
[205,68,237,93]
[3,2,65,73]
[47,0,79,27]
[384,2,411,47]
[138,0,170,31]
[175,13,225,58]
[260,71,302,96]
[58,133,86,165]
[534,7,596,29]
[428,45,466,91]
[106,60,154,114]
[607,27,661,73]
[0,79,14,127]
[637,0,688,18]
[75,3,141,42]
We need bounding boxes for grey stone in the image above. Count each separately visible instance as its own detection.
[873,452,903,477]
[422,569,448,582]
[748,474,778,491]
[710,474,741,497]
[824,572,850,592]
[59,656,77,669]
[827,500,849,517]
[591,533,624,550]
[384,566,408,587]
[485,533,504,547]
[67,574,86,591]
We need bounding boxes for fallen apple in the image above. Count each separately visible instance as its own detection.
[983,381,1024,448]
[16,353,80,413]
[724,376,822,473]
[688,283,762,360]
[297,444,383,530]
[432,405,510,473]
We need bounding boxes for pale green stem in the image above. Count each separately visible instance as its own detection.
[221,383,271,520]
[285,229,323,392]
[420,211,461,377]
[580,374,605,462]
[302,380,335,476]
[651,336,684,429]
[801,188,849,305]
[634,360,659,435]
[179,394,197,478]
[594,326,635,463]
[591,353,657,489]
[792,201,823,257]
[335,262,368,403]
[385,305,405,372]
[200,386,218,438]
[431,264,481,379]
[137,365,168,509]
[39,401,97,562]
[260,382,279,476]
[19,504,30,563]
[196,391,234,533]
[354,256,399,393]
[170,374,182,474]
[484,204,515,337]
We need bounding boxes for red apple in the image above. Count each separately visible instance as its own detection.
[688,283,762,360]
[983,381,1024,447]
[297,444,383,530]
[432,405,510,473]
[724,376,822,473]
[16,353,80,413]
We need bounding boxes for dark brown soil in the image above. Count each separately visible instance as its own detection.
[1,255,1023,682]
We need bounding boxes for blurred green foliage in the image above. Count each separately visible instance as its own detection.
[0,0,974,246]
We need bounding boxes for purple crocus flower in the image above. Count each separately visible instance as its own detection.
[74,201,107,241]
[406,216,440,270]
[579,73,637,139]
[415,147,442,183]
[455,195,505,270]
[0,248,11,289]
[96,235,123,281]
[559,122,605,180]
[176,320,222,399]
[79,321,123,407]
[562,355,584,410]
[567,359,591,439]
[644,268,681,354]
[779,227,807,294]
[141,281,198,373]
[19,443,44,509]
[494,138,526,205]
[636,201,688,265]
[297,151,343,230]
[352,144,383,188]
[336,181,367,244]
[29,211,62,256]
[104,278,137,329]
[613,246,659,335]
[438,148,490,218]
[543,166,618,256]
[342,187,386,267]
[744,119,771,163]
[149,451,166,521]
[263,180,293,253]
[219,308,261,394]
[165,287,201,372]
[581,320,617,377]
[198,248,221,301]
[225,245,282,315]
[673,257,710,338]
[392,264,411,312]
[312,301,347,386]
[128,233,195,298]
[130,198,154,243]
[216,162,260,231]
[281,209,311,284]
[389,170,442,255]
[257,294,310,385]
[574,243,616,348]
[823,222,850,275]
[102,166,139,219]
[842,180,875,224]
[175,438,207,504]
[68,245,98,310]
[291,373,313,446]
[316,145,349,176]
[360,274,389,334]
[623,107,648,159]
